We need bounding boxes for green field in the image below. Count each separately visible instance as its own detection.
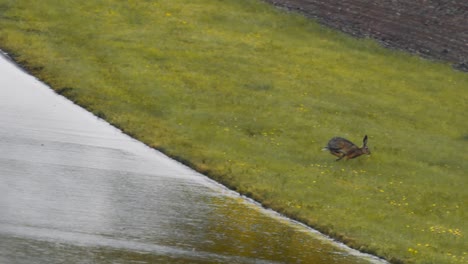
[0,0,466,263]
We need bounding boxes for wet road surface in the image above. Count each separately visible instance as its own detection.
[0,53,386,264]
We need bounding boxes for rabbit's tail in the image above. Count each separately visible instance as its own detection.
[321,147,329,151]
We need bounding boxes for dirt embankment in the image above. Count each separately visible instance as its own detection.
[265,0,468,71]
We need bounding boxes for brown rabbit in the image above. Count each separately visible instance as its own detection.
[323,135,370,161]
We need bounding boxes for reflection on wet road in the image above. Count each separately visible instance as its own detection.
[0,53,385,264]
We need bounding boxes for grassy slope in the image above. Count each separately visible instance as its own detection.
[0,0,467,263]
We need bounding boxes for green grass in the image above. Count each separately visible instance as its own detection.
[1,0,467,263]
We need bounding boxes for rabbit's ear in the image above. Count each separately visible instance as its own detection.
[363,135,368,145]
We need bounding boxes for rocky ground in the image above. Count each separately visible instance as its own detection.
[265,0,468,71]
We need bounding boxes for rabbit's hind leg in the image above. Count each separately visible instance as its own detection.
[335,153,346,161]
[334,150,347,161]
[330,151,345,161]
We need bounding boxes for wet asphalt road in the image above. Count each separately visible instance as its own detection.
[0,53,386,264]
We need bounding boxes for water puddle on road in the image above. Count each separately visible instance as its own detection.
[0,53,386,264]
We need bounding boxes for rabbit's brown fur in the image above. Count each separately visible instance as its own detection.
[324,135,370,161]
